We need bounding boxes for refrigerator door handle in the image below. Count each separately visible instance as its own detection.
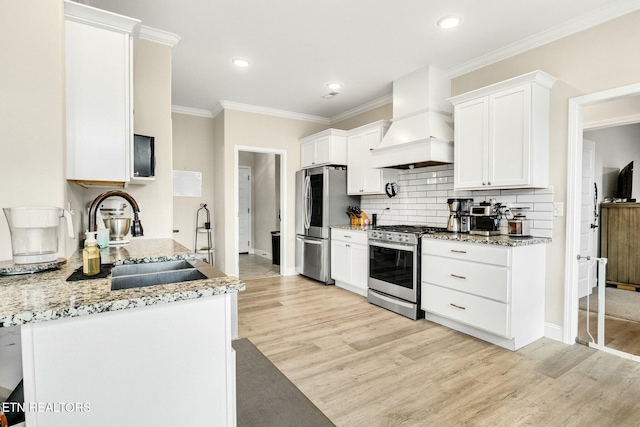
[296,236,323,245]
[304,175,311,229]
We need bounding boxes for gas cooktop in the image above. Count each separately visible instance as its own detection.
[370,225,447,235]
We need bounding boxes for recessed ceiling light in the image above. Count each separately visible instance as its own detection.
[437,15,461,29]
[232,58,251,67]
[327,82,342,90]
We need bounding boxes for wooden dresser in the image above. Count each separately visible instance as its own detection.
[600,202,640,289]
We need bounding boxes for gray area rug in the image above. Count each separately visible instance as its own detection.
[579,287,640,323]
[233,338,335,427]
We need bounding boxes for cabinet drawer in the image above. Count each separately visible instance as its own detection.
[422,255,509,302]
[331,229,368,245]
[422,284,510,337]
[422,238,509,266]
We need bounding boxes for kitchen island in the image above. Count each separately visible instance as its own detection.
[0,238,244,427]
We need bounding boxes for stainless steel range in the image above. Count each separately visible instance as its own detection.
[367,225,446,320]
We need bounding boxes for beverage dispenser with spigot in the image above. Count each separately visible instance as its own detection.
[3,207,74,264]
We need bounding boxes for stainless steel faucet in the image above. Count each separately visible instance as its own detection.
[88,190,143,236]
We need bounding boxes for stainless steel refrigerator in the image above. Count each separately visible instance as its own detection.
[295,166,359,284]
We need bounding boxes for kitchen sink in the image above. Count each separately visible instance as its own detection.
[110,259,207,291]
[111,259,196,277]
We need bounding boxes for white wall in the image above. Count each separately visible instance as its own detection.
[0,0,71,261]
[172,113,216,253]
[215,109,326,274]
[584,123,640,201]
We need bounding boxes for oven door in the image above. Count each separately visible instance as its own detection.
[368,240,418,303]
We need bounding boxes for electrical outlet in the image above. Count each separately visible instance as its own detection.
[553,202,564,217]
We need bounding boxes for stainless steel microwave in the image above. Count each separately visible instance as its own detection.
[133,134,155,178]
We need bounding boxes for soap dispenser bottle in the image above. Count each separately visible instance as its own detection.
[83,231,101,276]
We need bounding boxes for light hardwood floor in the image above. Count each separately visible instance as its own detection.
[578,309,640,356]
[238,253,280,280]
[238,275,640,427]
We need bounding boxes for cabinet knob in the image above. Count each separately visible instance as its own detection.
[482,182,486,186]
[488,182,491,185]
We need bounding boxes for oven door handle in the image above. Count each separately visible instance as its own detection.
[369,241,416,252]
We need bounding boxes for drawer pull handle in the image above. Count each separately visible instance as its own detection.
[450,303,466,310]
[450,274,466,280]
[344,235,352,238]
[451,250,467,254]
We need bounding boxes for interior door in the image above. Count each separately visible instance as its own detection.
[578,139,597,298]
[238,166,251,254]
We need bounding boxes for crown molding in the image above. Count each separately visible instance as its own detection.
[171,105,214,118]
[448,0,640,78]
[218,101,330,124]
[329,94,392,125]
[211,102,224,118]
[139,26,181,56]
[64,0,140,37]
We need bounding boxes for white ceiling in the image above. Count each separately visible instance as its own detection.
[88,0,640,122]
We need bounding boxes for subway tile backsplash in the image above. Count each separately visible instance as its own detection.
[361,164,554,238]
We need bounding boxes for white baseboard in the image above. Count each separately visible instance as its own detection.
[250,249,272,260]
[544,322,563,342]
[282,267,297,276]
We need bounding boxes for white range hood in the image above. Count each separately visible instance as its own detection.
[371,65,454,169]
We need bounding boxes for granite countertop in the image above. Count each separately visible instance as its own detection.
[330,224,371,231]
[0,238,245,327]
[331,224,550,246]
[423,232,551,246]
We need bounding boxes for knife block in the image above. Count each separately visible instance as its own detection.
[350,212,369,227]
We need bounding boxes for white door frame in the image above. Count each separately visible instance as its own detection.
[563,82,640,344]
[234,146,287,278]
[238,165,252,254]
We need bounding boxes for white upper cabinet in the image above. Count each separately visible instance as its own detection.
[299,129,348,169]
[347,121,398,195]
[65,1,140,185]
[449,71,557,191]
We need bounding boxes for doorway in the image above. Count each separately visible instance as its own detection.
[565,82,640,361]
[235,147,286,280]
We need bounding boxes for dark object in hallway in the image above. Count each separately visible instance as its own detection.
[233,338,334,427]
[271,231,280,265]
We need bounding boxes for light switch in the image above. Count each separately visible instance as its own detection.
[553,202,564,217]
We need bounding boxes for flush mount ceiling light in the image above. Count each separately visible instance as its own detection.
[436,15,461,29]
[232,57,251,67]
[327,82,342,90]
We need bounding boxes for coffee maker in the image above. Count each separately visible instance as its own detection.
[470,201,502,236]
[446,199,461,233]
[459,198,474,233]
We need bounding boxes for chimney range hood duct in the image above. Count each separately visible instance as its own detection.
[371,65,454,169]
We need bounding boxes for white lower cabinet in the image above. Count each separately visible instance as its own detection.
[21,295,236,427]
[331,229,368,296]
[421,238,546,351]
